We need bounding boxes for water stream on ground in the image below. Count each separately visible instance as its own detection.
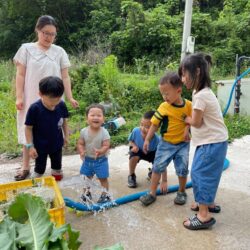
[60,175,116,213]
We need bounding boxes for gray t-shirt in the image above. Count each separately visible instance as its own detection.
[80,126,110,158]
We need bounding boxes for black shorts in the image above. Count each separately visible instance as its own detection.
[129,147,156,163]
[35,149,62,174]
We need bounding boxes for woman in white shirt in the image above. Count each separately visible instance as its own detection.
[14,15,78,181]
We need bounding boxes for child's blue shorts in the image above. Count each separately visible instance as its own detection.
[80,156,109,179]
[191,141,228,205]
[152,139,190,177]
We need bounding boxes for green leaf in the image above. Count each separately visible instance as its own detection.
[8,193,53,250]
[48,224,69,242]
[0,193,81,249]
[46,239,68,250]
[46,223,82,249]
[66,224,82,250]
[0,218,17,250]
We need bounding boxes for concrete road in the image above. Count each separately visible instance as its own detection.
[1,136,250,250]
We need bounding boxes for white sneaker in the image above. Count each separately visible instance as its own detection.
[51,169,63,181]
[51,169,63,175]
[30,172,43,179]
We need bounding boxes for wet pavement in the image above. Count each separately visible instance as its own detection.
[0,136,250,250]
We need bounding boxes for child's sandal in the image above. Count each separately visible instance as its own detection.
[183,214,216,230]
[191,204,221,213]
[139,193,156,206]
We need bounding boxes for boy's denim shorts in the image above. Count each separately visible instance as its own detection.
[80,156,109,179]
[152,139,190,177]
[191,141,228,205]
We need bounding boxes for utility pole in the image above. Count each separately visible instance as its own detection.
[181,0,193,61]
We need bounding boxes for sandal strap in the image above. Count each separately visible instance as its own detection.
[14,170,30,181]
[189,216,203,227]
[184,214,216,230]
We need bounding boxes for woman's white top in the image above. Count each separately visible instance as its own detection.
[13,43,70,144]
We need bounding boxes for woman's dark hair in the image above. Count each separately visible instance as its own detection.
[39,76,64,97]
[86,104,105,116]
[159,72,183,88]
[178,53,211,92]
[35,15,57,31]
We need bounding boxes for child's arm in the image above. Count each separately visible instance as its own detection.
[183,125,191,142]
[25,125,38,159]
[143,124,158,153]
[129,141,139,153]
[94,139,110,158]
[160,171,168,194]
[62,118,69,146]
[77,138,86,160]
[185,109,203,128]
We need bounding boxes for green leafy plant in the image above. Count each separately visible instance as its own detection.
[224,114,250,142]
[0,91,19,154]
[99,55,122,102]
[0,193,81,250]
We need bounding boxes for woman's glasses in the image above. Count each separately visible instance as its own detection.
[41,31,57,38]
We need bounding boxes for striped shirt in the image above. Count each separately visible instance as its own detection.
[151,99,192,144]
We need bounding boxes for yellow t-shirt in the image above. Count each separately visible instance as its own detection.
[151,99,192,144]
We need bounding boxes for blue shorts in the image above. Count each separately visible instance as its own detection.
[191,141,228,205]
[80,156,109,179]
[152,139,190,177]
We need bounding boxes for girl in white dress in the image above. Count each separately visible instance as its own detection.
[14,15,78,180]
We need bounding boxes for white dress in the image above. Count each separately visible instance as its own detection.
[13,43,71,144]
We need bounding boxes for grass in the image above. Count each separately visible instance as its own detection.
[119,73,160,88]
[0,60,15,85]
[224,115,250,143]
[0,92,19,155]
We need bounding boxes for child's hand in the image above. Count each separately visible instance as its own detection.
[184,116,192,125]
[160,180,168,194]
[143,140,149,154]
[80,150,86,160]
[131,145,139,153]
[184,133,191,142]
[183,126,191,142]
[29,148,38,159]
[94,148,101,159]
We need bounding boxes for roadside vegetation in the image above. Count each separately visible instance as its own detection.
[0,55,250,156]
[1,1,250,156]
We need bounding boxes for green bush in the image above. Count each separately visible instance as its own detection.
[1,57,250,155]
[119,84,161,112]
[0,60,15,84]
[0,92,19,154]
[0,82,11,92]
[70,64,104,107]
[225,114,250,142]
